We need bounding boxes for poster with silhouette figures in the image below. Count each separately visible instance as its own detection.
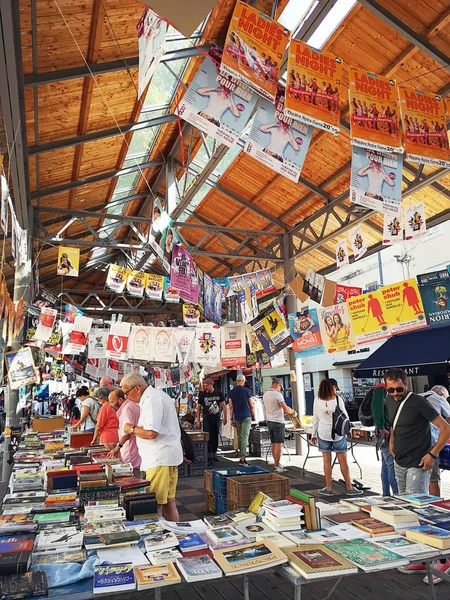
[137,7,166,99]
[347,290,392,344]
[379,278,427,334]
[398,87,450,168]
[349,68,402,153]
[350,146,403,212]
[405,201,426,240]
[177,48,257,147]
[417,270,450,328]
[383,208,403,245]
[251,304,292,356]
[245,85,313,182]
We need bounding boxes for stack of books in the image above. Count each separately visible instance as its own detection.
[283,544,357,579]
[369,505,420,533]
[262,499,304,532]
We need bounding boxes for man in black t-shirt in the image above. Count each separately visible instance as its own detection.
[384,368,450,495]
[195,378,227,464]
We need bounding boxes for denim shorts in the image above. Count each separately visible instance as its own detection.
[318,436,347,453]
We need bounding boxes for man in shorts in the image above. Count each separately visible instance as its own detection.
[263,378,297,473]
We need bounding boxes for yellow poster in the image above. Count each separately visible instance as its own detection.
[380,278,427,334]
[317,303,356,354]
[126,270,146,298]
[105,264,129,294]
[347,290,391,345]
[57,246,80,277]
[245,323,263,352]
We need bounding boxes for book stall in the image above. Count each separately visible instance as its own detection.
[2,429,450,600]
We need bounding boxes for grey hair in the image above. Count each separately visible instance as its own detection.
[432,385,449,398]
[95,386,111,400]
[121,373,147,389]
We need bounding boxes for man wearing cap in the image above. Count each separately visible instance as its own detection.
[195,379,227,465]
[229,375,255,466]
[263,378,297,473]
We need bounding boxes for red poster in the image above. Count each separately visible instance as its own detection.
[334,284,362,304]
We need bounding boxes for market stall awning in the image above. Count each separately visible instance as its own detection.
[353,327,450,379]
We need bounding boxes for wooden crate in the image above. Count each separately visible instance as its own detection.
[227,473,290,506]
[205,491,215,514]
[204,469,213,493]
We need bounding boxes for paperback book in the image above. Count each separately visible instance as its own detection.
[34,526,83,553]
[405,525,450,550]
[143,531,179,552]
[234,522,274,541]
[177,533,208,552]
[30,549,86,566]
[370,535,438,559]
[284,544,357,579]
[394,494,442,506]
[326,539,408,572]
[351,518,396,537]
[208,526,244,546]
[176,554,222,582]
[370,506,418,525]
[213,540,287,576]
[255,532,295,549]
[147,548,183,565]
[160,519,207,534]
[135,563,181,590]
[204,514,233,529]
[0,570,48,599]
[93,563,136,594]
[123,518,163,536]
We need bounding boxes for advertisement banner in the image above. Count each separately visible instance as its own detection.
[229,268,276,299]
[349,68,402,153]
[57,246,80,277]
[285,41,342,134]
[405,201,426,240]
[177,49,257,147]
[417,270,450,328]
[148,198,179,274]
[318,303,356,354]
[137,8,166,99]
[336,239,349,270]
[35,307,57,342]
[288,309,323,354]
[85,359,99,380]
[88,328,108,359]
[145,274,165,301]
[182,304,200,327]
[164,277,180,304]
[173,328,196,364]
[245,86,313,182]
[347,290,391,344]
[106,321,131,360]
[398,87,450,167]
[5,347,37,390]
[221,323,246,367]
[301,268,324,303]
[349,224,367,261]
[194,323,221,366]
[126,270,146,298]
[333,284,362,305]
[65,303,83,324]
[67,316,92,353]
[127,326,153,361]
[214,277,231,303]
[379,278,427,334]
[196,265,205,314]
[383,208,403,245]
[1,174,8,234]
[251,304,292,357]
[238,284,258,324]
[220,1,290,102]
[105,264,129,294]
[350,146,403,212]
[170,244,191,295]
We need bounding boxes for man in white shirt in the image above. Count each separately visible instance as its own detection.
[121,374,183,521]
[263,378,296,473]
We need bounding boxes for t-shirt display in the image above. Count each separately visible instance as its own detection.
[228,386,252,421]
[198,390,226,420]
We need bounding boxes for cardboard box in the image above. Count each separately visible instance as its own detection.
[31,416,65,433]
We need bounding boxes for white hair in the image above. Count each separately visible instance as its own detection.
[432,385,449,399]
[120,373,147,389]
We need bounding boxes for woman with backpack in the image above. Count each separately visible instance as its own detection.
[311,379,362,497]
[71,386,99,433]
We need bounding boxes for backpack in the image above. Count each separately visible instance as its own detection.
[358,388,375,427]
[179,424,196,463]
[331,396,351,438]
[87,398,101,423]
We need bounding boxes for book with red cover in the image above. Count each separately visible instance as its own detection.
[431,500,450,512]
[117,478,149,491]
[325,511,368,524]
[69,432,94,449]
[181,548,214,559]
[351,517,396,536]
[286,495,313,530]
[72,464,103,475]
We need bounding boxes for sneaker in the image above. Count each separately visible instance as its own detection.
[274,466,286,474]
[346,488,363,496]
[398,563,427,574]
[238,460,249,467]
[422,559,450,584]
[318,488,334,496]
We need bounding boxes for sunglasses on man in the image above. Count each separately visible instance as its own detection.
[386,386,405,394]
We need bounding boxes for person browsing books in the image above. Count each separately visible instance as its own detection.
[371,382,398,496]
[263,378,296,474]
[121,374,183,521]
[195,379,227,466]
[106,388,141,474]
[91,387,119,450]
[311,379,362,497]
[71,386,98,433]
[229,374,255,467]
[384,368,450,495]
[99,376,115,391]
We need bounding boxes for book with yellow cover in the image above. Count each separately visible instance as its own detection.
[284,544,358,580]
[134,563,181,590]
[213,540,287,576]
[405,525,450,550]
[248,492,271,515]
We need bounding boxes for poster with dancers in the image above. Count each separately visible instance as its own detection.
[349,68,403,153]
[350,146,403,212]
[347,290,391,344]
[245,86,313,182]
[177,48,257,147]
[285,41,342,135]
[137,8,166,99]
[417,269,450,328]
[220,2,290,102]
[405,201,427,240]
[383,208,403,245]
[398,87,450,168]
[380,278,427,334]
[317,303,356,354]
[349,224,367,261]
[335,239,349,270]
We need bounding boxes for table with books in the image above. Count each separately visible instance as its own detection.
[1,431,450,600]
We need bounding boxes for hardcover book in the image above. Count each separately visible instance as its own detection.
[351,518,395,537]
[370,505,418,524]
[0,550,32,576]
[33,511,71,525]
[0,570,48,599]
[204,514,233,529]
[234,522,274,541]
[255,533,295,549]
[0,515,36,532]
[431,499,450,512]
[326,539,408,572]
[123,519,163,536]
[30,549,86,566]
[99,531,140,546]
[213,540,287,576]
[34,526,83,552]
[93,563,136,593]
[326,510,368,524]
[394,494,442,506]
[283,530,313,545]
[284,544,357,579]
[208,526,244,545]
[405,525,450,550]
[370,535,438,559]
[176,554,222,582]
[409,505,450,524]
[177,533,208,552]
[134,563,181,590]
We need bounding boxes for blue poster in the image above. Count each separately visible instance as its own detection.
[288,309,324,358]
[417,270,450,328]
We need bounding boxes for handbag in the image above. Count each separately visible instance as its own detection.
[331,396,351,438]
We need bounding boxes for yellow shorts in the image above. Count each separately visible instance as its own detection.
[145,465,179,505]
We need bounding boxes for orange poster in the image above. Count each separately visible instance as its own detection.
[349,68,403,153]
[220,1,290,102]
[285,41,342,135]
[398,87,450,168]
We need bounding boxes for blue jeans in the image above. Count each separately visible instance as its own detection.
[380,443,398,496]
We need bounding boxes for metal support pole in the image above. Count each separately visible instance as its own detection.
[243,573,250,600]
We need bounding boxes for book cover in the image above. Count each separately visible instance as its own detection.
[225,510,255,524]
[370,506,418,524]
[371,535,438,559]
[326,539,408,571]
[135,563,181,589]
[406,525,450,549]
[34,526,82,551]
[33,511,71,524]
[0,550,32,576]
[123,519,163,536]
[31,549,86,566]
[234,522,274,541]
[213,540,287,575]
[177,533,207,552]
[93,563,136,593]
[0,570,48,598]
[144,532,179,552]
[431,499,450,512]
[147,548,182,565]
[204,514,232,529]
[0,536,34,553]
[0,515,36,531]
[351,518,395,536]
[394,494,442,505]
[176,554,222,581]
[283,530,313,545]
[249,492,272,515]
[99,531,140,546]
[326,510,368,524]
[284,544,357,579]
[255,532,295,549]
[209,526,244,545]
[410,506,450,523]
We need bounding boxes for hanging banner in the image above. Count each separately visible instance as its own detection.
[33,288,58,311]
[350,146,403,212]
[220,1,290,102]
[203,272,215,323]
[5,347,37,390]
[238,284,258,324]
[347,290,391,345]
[17,225,27,266]
[285,41,342,135]
[288,309,323,355]
[221,323,246,367]
[383,208,403,245]
[417,270,450,328]
[85,359,99,381]
[56,246,80,277]
[212,281,223,325]
[245,323,263,353]
[405,201,426,240]
[171,245,192,299]
[105,264,129,293]
[177,48,257,147]
[7,297,14,347]
[379,278,427,334]
[164,277,180,304]
[152,328,174,363]
[194,323,221,366]
[301,268,324,304]
[302,267,315,297]
[24,313,39,345]
[229,268,276,300]
[1,174,8,234]
[67,315,93,354]
[10,210,17,263]
[34,307,57,342]
[196,265,205,314]
[182,304,200,327]
[126,270,146,298]
[145,274,165,301]
[88,328,108,359]
[318,303,356,354]
[336,239,349,270]
[333,284,362,305]
[251,304,292,357]
[127,326,153,361]
[137,7,166,99]
[106,321,131,360]
[349,225,367,261]
[173,328,196,364]
[398,87,450,167]
[226,291,240,323]
[349,68,402,153]
[214,277,231,303]
[245,86,313,182]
